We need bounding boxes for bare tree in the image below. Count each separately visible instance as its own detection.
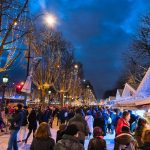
[29,27,75,104]
[123,12,150,86]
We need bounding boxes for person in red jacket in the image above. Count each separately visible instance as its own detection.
[116,111,130,136]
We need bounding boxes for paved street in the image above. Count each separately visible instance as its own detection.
[0,118,114,150]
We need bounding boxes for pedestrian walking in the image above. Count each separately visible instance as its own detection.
[68,108,89,145]
[7,104,24,150]
[30,122,55,150]
[85,110,94,137]
[25,109,37,143]
[17,106,28,142]
[54,124,84,150]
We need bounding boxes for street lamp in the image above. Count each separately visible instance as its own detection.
[3,75,9,84]
[48,90,51,103]
[2,75,9,107]
[44,13,58,28]
[74,64,78,69]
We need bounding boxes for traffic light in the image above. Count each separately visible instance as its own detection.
[16,82,24,94]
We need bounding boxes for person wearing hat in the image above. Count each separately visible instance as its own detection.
[54,124,84,150]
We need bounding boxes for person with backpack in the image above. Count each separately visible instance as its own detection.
[54,124,84,150]
[68,108,89,145]
[114,126,137,150]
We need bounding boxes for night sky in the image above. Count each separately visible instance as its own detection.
[19,0,150,98]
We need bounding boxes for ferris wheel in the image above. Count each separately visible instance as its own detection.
[0,0,29,72]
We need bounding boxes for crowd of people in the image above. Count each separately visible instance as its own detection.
[0,103,150,150]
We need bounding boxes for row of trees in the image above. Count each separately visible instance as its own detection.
[0,0,96,105]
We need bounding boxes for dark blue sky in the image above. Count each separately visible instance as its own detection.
[28,0,150,98]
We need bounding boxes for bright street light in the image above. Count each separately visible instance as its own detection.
[74,64,78,69]
[48,90,51,94]
[44,14,57,28]
[2,75,9,84]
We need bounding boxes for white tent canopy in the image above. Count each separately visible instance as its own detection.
[136,67,150,97]
[122,83,136,98]
[116,89,123,100]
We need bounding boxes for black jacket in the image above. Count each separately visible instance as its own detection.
[88,137,106,150]
[30,137,55,150]
[28,111,37,130]
[142,142,150,150]
[9,110,23,130]
[22,109,28,126]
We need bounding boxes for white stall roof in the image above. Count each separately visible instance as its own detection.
[136,67,150,97]
[122,83,136,97]
[116,89,123,99]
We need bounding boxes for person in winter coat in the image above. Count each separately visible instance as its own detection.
[115,111,130,136]
[37,107,45,124]
[88,127,106,150]
[7,104,24,150]
[85,110,94,137]
[54,124,84,150]
[93,112,106,136]
[56,124,67,142]
[17,106,28,142]
[142,129,150,150]
[134,118,147,148]
[114,126,137,150]
[43,107,52,123]
[25,109,37,143]
[30,122,55,150]
[59,108,67,124]
[68,108,89,145]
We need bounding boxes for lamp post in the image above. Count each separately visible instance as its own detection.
[2,75,9,107]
